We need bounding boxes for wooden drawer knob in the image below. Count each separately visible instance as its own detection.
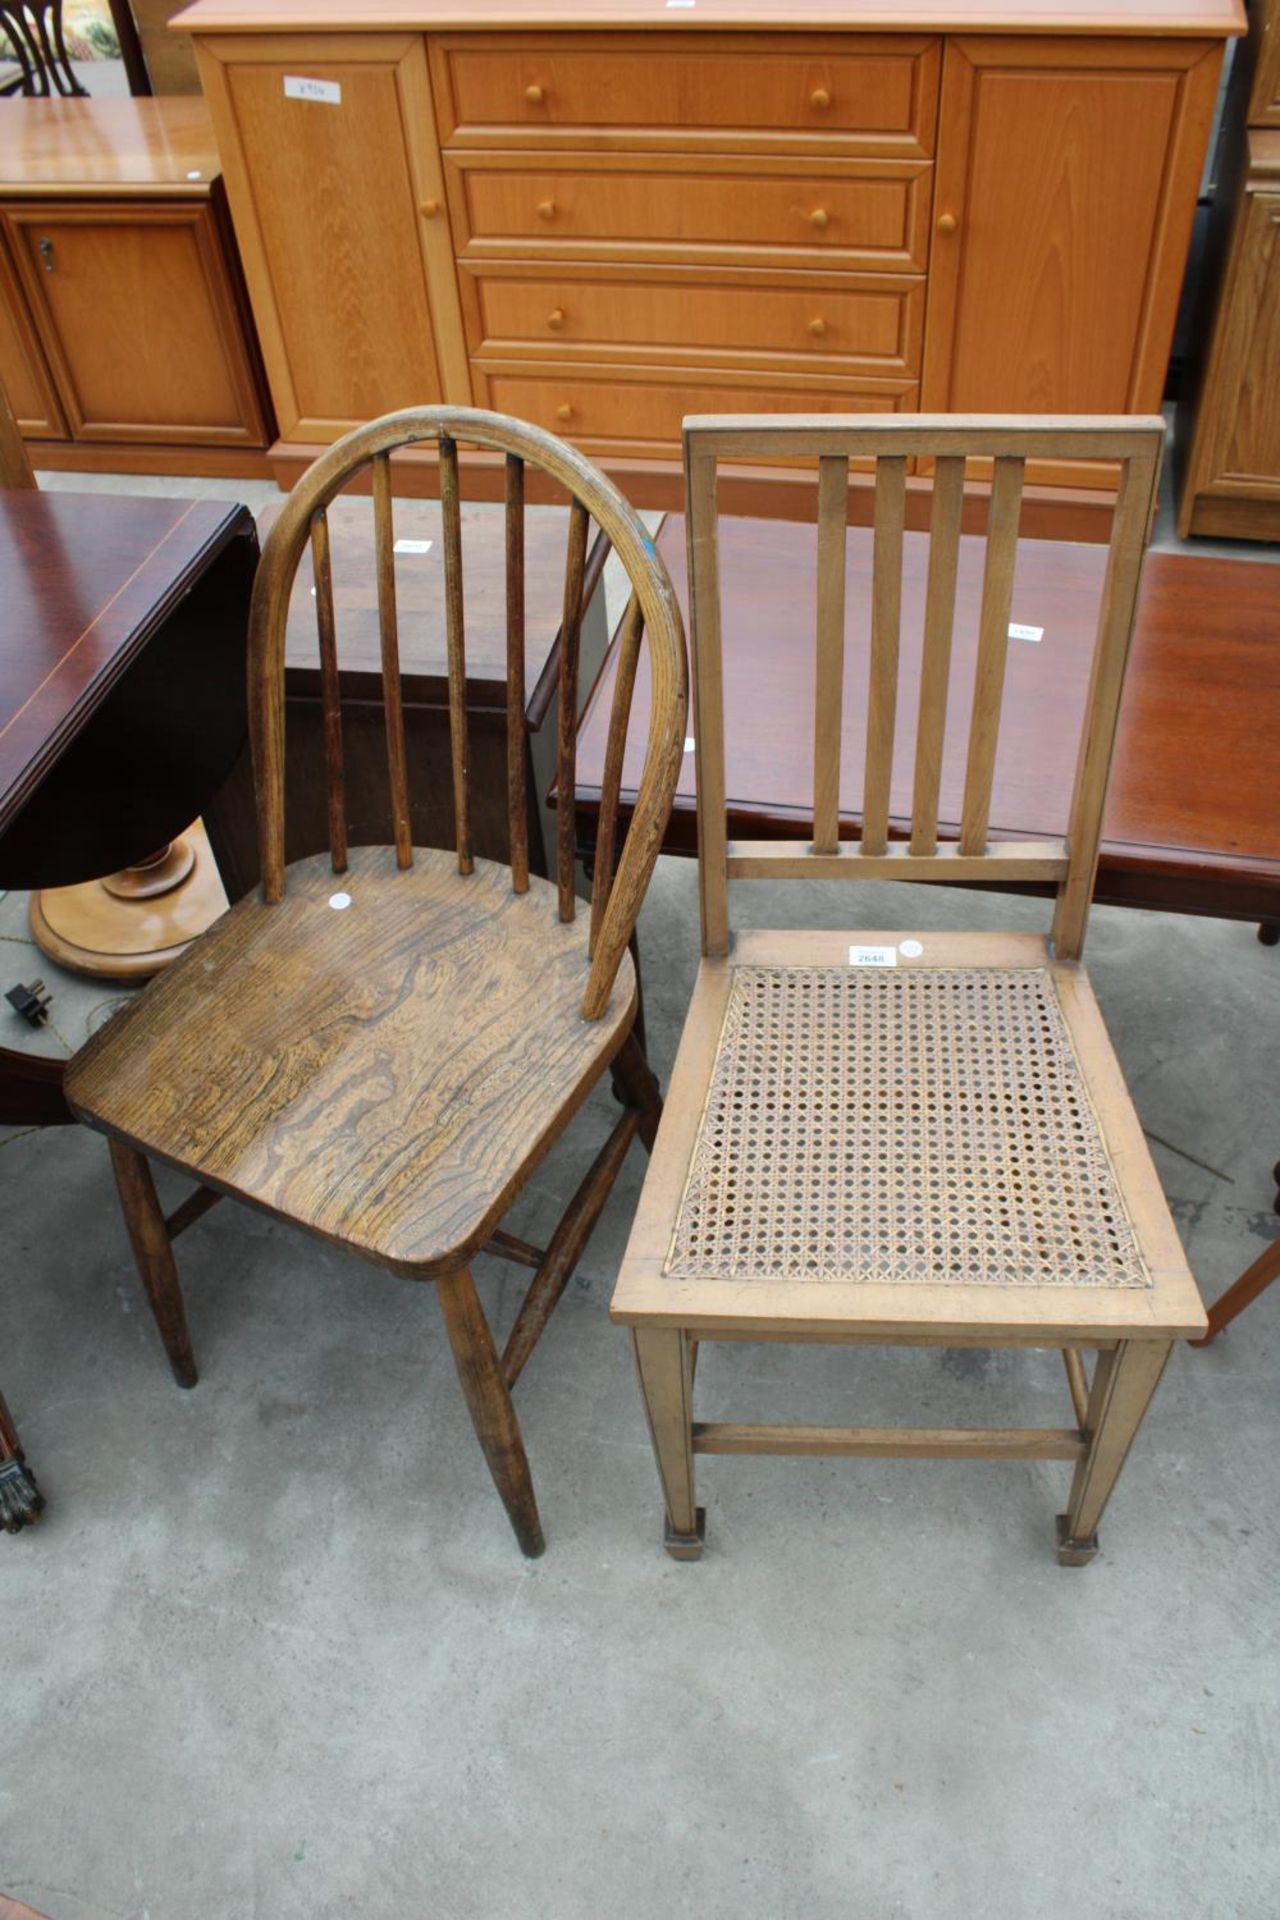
[937,212,958,233]
[525,83,546,104]
[808,317,828,338]
[421,199,439,218]
[810,87,831,110]
[537,199,556,221]
[556,403,574,422]
[547,308,566,330]
[809,209,830,230]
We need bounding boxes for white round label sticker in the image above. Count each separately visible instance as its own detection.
[898,939,923,958]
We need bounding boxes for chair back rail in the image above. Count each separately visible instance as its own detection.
[248,406,687,1020]
[683,414,1163,962]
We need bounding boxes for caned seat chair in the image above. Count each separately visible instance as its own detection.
[65,407,687,1557]
[612,414,1207,1564]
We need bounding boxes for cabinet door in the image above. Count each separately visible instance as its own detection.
[0,227,65,438]
[196,32,465,441]
[7,203,266,446]
[922,36,1222,486]
[1181,187,1280,538]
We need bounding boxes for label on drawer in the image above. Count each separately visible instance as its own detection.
[284,75,341,106]
[849,946,897,968]
[1008,622,1044,643]
[393,539,433,555]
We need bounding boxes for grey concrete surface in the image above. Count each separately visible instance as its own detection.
[1,467,1278,1919]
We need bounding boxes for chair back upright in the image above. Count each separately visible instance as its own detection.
[682,415,1164,963]
[250,407,688,1021]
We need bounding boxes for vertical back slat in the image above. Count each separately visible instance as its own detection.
[589,591,644,958]
[439,433,473,875]
[686,444,729,956]
[372,451,413,869]
[309,507,347,873]
[1052,444,1162,958]
[505,452,528,892]
[861,453,907,856]
[909,455,965,855]
[812,455,849,856]
[556,496,590,921]
[960,455,1025,855]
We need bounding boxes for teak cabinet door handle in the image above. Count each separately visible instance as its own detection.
[38,237,54,272]
[810,87,831,110]
[555,403,574,422]
[937,212,958,234]
[537,199,556,220]
[547,308,565,330]
[525,83,546,104]
[808,317,828,338]
[809,209,830,230]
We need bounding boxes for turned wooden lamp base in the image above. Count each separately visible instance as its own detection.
[29,819,228,982]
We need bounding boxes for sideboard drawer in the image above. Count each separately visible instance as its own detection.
[433,36,940,159]
[447,155,933,273]
[473,364,916,456]
[463,268,925,377]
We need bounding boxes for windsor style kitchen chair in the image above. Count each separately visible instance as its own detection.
[613,415,1206,1564]
[65,407,687,1557]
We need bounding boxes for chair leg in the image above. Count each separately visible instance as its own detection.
[1056,1340,1171,1565]
[436,1265,545,1558]
[1190,1234,1280,1346]
[632,1327,704,1561]
[611,1029,663,1153]
[108,1139,198,1389]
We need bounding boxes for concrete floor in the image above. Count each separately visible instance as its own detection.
[2,472,1279,1919]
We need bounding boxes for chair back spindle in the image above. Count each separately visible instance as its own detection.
[249,407,687,1020]
[683,415,1163,963]
[589,590,645,959]
[505,451,529,893]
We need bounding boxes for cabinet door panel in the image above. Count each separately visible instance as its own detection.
[1184,188,1280,530]
[202,37,452,440]
[0,230,64,438]
[923,37,1221,484]
[8,205,262,444]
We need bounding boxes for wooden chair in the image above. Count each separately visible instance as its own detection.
[0,1,87,95]
[612,415,1206,1565]
[65,406,687,1557]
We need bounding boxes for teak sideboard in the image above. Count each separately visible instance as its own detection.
[177,0,1243,529]
[0,97,273,478]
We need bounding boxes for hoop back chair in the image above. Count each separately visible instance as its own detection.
[66,407,687,1557]
[613,415,1206,1564]
[0,2,87,95]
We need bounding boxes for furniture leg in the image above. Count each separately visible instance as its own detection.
[1190,1235,1280,1346]
[108,1139,198,1389]
[436,1265,545,1558]
[631,1326,703,1560]
[0,1386,45,1533]
[610,1029,663,1152]
[1057,1340,1172,1564]
[500,1105,640,1389]
[1258,921,1279,947]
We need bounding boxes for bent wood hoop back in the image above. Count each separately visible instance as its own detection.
[682,414,1164,962]
[250,405,687,1018]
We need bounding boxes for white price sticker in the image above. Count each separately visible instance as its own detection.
[849,946,897,968]
[1008,622,1043,643]
[284,75,342,105]
[393,538,434,555]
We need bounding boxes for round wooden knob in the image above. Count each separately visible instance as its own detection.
[525,83,546,104]
[937,212,958,233]
[810,87,831,110]
[808,317,828,338]
[809,209,829,230]
[421,199,439,218]
[555,403,574,422]
[547,308,565,330]
[536,199,556,221]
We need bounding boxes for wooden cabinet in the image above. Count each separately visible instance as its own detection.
[1178,0,1280,538]
[180,1,1242,528]
[0,98,272,476]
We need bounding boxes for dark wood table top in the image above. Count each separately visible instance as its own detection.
[575,514,1280,920]
[0,491,250,839]
[261,496,606,716]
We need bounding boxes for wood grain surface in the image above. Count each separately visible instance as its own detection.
[66,848,637,1272]
[0,97,220,194]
